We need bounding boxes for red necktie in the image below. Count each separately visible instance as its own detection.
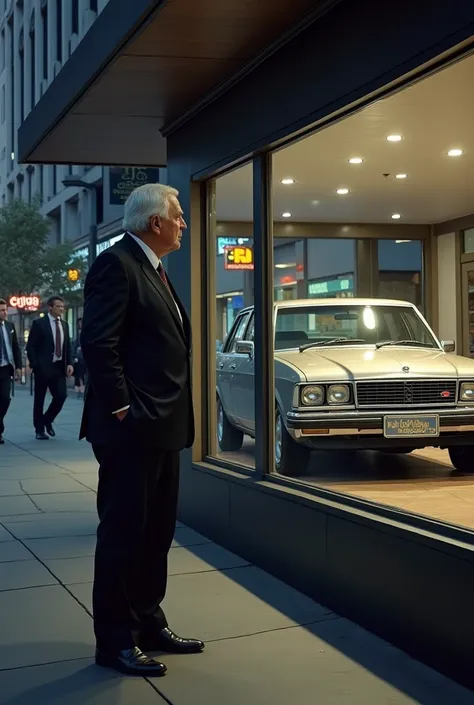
[55,319,62,358]
[157,263,171,293]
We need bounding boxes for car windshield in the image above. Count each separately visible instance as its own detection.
[274,304,439,351]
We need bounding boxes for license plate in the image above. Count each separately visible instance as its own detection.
[383,414,440,438]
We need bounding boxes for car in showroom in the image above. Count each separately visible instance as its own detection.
[216,298,474,476]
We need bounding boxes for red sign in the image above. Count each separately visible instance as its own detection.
[224,246,254,270]
[9,295,41,312]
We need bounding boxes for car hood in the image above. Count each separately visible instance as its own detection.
[275,346,474,382]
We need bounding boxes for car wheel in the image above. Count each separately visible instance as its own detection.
[275,407,311,477]
[217,398,243,451]
[448,446,474,473]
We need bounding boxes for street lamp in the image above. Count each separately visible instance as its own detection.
[62,176,99,269]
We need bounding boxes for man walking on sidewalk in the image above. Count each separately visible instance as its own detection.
[80,183,203,677]
[26,296,73,440]
[0,299,22,444]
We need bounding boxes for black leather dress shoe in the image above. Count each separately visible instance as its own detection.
[139,627,205,654]
[95,647,167,677]
[36,432,49,440]
[0,435,4,444]
[45,422,55,437]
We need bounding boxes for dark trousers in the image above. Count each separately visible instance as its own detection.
[33,363,68,433]
[0,365,12,435]
[92,441,179,652]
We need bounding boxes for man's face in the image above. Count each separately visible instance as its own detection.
[150,196,187,255]
[0,304,7,322]
[49,299,65,318]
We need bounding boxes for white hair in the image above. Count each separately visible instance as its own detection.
[122,183,179,232]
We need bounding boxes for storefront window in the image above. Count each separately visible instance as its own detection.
[209,164,256,469]
[463,228,474,254]
[377,239,423,307]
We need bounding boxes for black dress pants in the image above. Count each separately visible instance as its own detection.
[92,441,179,652]
[33,364,68,433]
[0,365,12,435]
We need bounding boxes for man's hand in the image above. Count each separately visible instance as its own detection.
[14,369,21,381]
[67,365,74,377]
[116,409,129,422]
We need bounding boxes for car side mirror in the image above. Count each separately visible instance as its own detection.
[235,340,254,358]
[441,340,455,353]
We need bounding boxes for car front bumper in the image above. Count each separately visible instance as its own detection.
[286,407,474,441]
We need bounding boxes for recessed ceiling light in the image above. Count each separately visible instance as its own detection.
[387,135,402,142]
[311,200,320,206]
[348,157,363,164]
[396,173,407,179]
[336,188,349,195]
[391,213,401,220]
[281,178,295,185]
[447,148,463,157]
[282,212,292,218]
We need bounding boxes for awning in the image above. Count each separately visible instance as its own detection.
[18,0,329,166]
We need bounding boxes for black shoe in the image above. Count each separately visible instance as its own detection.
[0,436,4,445]
[139,627,205,654]
[36,432,49,440]
[95,647,167,677]
[45,422,55,437]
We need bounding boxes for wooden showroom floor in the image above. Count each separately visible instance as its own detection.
[216,442,474,531]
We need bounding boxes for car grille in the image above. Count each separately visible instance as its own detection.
[356,380,457,408]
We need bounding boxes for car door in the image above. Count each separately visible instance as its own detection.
[231,314,256,432]
[217,312,251,424]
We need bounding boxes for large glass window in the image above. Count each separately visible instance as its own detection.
[208,164,256,470]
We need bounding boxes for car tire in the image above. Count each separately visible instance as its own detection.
[275,407,311,477]
[217,398,243,452]
[448,446,474,473]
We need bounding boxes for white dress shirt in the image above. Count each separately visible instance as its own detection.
[112,233,182,416]
[49,313,64,362]
[0,322,13,367]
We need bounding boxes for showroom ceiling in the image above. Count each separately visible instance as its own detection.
[216,52,474,225]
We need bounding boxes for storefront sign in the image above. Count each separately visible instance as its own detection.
[217,237,251,255]
[224,246,254,270]
[9,295,40,311]
[109,167,161,205]
[308,276,353,296]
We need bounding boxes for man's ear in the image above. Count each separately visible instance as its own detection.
[150,215,162,232]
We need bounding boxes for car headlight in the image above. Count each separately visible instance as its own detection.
[301,385,324,406]
[327,384,350,405]
[460,382,474,402]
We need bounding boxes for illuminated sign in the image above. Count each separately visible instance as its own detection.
[9,295,40,311]
[217,237,251,255]
[67,268,80,282]
[109,168,161,205]
[224,246,254,270]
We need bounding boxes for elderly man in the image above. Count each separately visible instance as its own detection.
[80,183,203,677]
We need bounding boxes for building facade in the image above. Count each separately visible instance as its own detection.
[15,0,474,690]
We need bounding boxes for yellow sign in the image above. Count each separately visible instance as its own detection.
[67,268,80,282]
[224,246,254,270]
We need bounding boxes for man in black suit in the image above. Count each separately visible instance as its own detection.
[26,296,73,440]
[80,183,203,677]
[0,299,22,444]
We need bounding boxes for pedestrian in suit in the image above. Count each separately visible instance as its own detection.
[0,299,22,444]
[26,296,73,440]
[80,183,203,677]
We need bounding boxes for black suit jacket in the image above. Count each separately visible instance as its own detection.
[79,233,194,450]
[1,321,22,370]
[26,316,72,377]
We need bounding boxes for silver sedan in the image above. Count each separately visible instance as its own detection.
[216,298,474,476]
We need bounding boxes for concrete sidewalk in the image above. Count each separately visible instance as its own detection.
[0,389,471,704]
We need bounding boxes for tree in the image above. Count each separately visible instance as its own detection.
[39,242,87,307]
[0,197,50,299]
